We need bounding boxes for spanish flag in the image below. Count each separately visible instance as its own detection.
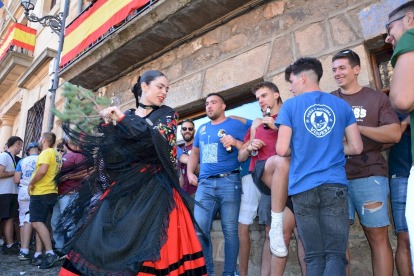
[0,23,36,61]
[61,0,150,67]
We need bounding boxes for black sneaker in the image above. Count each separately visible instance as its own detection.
[18,251,30,261]
[39,253,59,269]
[30,254,43,266]
[2,243,20,255]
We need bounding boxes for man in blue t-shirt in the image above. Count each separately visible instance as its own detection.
[275,57,362,276]
[187,93,249,276]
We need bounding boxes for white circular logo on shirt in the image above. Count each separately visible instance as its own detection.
[304,104,336,138]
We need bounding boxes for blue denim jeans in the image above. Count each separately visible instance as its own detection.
[292,184,349,276]
[390,177,409,234]
[51,194,77,251]
[194,173,242,276]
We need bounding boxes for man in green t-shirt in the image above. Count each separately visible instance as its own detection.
[386,1,414,274]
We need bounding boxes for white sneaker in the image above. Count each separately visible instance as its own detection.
[0,239,4,246]
[269,222,288,257]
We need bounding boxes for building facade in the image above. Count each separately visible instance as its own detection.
[0,0,406,274]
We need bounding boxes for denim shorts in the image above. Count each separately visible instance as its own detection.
[348,176,390,228]
[390,177,409,233]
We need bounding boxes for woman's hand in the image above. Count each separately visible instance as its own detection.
[99,106,123,121]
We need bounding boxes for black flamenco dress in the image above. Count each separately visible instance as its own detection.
[58,106,206,276]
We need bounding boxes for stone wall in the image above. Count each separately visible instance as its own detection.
[103,0,407,113]
[100,0,407,274]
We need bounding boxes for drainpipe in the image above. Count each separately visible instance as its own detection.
[78,0,82,15]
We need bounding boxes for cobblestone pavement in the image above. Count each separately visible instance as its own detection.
[0,253,63,276]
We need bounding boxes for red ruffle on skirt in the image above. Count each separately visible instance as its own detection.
[137,191,206,276]
[59,190,206,276]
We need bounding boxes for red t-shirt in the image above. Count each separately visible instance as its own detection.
[244,114,278,172]
[58,152,86,195]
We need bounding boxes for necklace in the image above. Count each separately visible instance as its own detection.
[139,102,159,110]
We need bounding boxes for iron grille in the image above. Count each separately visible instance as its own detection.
[22,97,46,155]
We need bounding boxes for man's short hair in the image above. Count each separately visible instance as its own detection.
[42,132,56,148]
[332,49,361,68]
[7,136,22,148]
[57,141,64,150]
[284,57,323,82]
[252,81,283,104]
[206,93,225,104]
[389,1,414,19]
[181,119,195,128]
[252,81,279,94]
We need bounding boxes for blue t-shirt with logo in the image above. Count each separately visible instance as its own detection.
[276,91,356,196]
[194,117,249,180]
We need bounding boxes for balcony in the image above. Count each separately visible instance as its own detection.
[0,46,33,97]
[59,0,254,91]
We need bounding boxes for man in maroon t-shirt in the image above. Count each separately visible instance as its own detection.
[51,140,86,257]
[178,119,198,197]
[238,82,305,276]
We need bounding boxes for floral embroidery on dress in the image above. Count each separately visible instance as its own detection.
[154,111,178,168]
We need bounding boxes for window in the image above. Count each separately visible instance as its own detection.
[370,45,394,93]
[23,97,46,157]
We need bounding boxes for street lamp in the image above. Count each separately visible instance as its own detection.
[21,0,64,36]
[21,0,69,132]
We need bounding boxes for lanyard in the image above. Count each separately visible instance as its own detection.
[5,151,16,168]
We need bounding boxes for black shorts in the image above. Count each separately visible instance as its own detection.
[0,194,18,219]
[29,194,57,223]
[252,159,294,216]
[252,159,271,195]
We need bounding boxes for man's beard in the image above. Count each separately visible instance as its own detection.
[183,133,194,142]
[207,112,220,121]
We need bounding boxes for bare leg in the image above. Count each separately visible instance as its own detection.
[261,156,290,213]
[346,247,350,276]
[35,231,44,253]
[294,227,306,276]
[363,224,393,276]
[4,218,14,245]
[238,223,251,276]
[21,222,33,250]
[271,207,295,276]
[261,226,271,276]
[32,222,53,251]
[14,217,20,243]
[395,231,413,276]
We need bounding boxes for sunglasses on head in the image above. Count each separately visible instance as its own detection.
[182,127,194,131]
[341,49,358,60]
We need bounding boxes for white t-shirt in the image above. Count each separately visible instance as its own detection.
[0,151,18,194]
[16,155,38,201]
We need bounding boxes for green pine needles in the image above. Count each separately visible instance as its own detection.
[52,82,111,134]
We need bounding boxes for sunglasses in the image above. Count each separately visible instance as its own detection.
[57,150,65,152]
[182,127,194,131]
[385,15,405,36]
[341,49,358,60]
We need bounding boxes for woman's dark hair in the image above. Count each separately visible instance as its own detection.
[131,70,166,108]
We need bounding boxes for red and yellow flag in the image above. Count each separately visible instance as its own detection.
[61,0,150,67]
[0,23,36,61]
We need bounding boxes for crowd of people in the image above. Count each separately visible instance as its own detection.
[0,1,414,275]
